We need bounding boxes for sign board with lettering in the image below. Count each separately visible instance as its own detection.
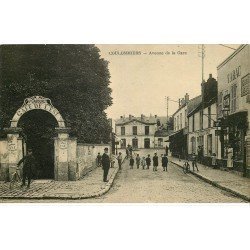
[11,96,65,128]
[241,74,249,97]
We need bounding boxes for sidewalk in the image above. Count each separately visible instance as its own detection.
[170,156,250,202]
[0,165,119,200]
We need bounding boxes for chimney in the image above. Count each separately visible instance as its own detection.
[141,114,145,120]
[179,99,181,108]
[120,116,123,119]
[209,73,212,79]
[185,93,189,103]
[155,115,157,118]
[129,114,132,120]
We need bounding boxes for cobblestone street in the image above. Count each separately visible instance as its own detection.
[1,150,246,202]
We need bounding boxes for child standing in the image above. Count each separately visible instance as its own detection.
[141,156,146,170]
[129,157,135,169]
[136,154,141,169]
[211,153,217,169]
[146,154,151,169]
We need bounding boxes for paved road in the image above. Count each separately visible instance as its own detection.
[2,157,244,203]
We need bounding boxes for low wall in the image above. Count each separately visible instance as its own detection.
[76,143,111,180]
[0,140,9,181]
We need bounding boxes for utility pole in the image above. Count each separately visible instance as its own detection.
[165,96,169,122]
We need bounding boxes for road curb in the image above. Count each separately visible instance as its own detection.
[171,160,250,202]
[0,167,120,200]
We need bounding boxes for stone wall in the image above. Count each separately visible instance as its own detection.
[0,140,9,181]
[76,144,111,180]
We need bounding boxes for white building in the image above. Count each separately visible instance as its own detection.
[217,44,250,174]
[115,114,167,149]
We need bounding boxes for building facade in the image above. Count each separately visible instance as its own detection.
[115,114,167,149]
[169,94,189,158]
[187,74,218,166]
[217,44,250,174]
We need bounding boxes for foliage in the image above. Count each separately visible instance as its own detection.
[0,45,112,143]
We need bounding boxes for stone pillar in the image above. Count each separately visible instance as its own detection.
[68,138,77,181]
[4,127,23,179]
[54,128,71,181]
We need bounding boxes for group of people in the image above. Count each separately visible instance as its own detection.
[129,153,169,172]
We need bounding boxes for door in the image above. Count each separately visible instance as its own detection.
[132,138,138,149]
[144,138,150,149]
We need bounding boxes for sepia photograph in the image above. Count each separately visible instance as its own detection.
[0,44,249,203]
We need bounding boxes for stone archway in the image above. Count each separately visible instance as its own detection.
[4,96,77,181]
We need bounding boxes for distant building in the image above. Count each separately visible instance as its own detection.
[217,44,250,173]
[115,114,167,149]
[169,93,189,158]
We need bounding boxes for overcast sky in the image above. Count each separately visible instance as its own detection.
[97,44,239,120]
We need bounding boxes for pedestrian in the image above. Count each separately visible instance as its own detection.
[153,153,158,171]
[129,145,133,157]
[101,147,110,182]
[197,146,202,163]
[117,152,123,170]
[129,156,134,169]
[141,156,146,170]
[191,153,199,172]
[162,154,168,171]
[211,153,217,169]
[146,154,151,169]
[136,154,141,169]
[110,154,116,168]
[165,145,169,156]
[17,148,36,188]
[96,152,102,167]
[126,146,129,159]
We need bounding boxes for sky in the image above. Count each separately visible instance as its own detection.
[97,44,239,120]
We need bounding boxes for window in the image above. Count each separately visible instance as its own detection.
[121,126,125,135]
[145,126,149,135]
[185,110,187,127]
[200,110,203,130]
[208,106,211,128]
[144,138,150,148]
[158,138,163,147]
[207,134,212,155]
[218,91,223,117]
[192,115,195,132]
[132,138,138,148]
[120,139,126,149]
[231,84,237,113]
[133,126,137,135]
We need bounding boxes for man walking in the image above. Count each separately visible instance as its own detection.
[162,154,168,171]
[191,153,199,172]
[146,154,151,169]
[129,156,134,169]
[101,147,110,182]
[153,153,158,171]
[165,145,169,156]
[17,148,36,188]
[117,152,123,170]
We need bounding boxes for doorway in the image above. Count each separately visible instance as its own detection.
[18,110,57,179]
[144,138,150,148]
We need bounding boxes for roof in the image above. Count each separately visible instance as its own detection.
[187,95,202,117]
[172,103,187,117]
[154,129,169,137]
[115,116,167,126]
[217,44,248,70]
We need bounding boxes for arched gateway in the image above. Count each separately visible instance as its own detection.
[4,96,77,181]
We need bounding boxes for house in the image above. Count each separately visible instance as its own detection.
[115,114,167,149]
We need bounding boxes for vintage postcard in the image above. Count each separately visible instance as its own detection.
[0,44,249,203]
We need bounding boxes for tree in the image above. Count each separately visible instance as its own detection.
[0,45,113,143]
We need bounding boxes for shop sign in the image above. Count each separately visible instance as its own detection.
[241,74,249,97]
[223,94,230,110]
[227,66,241,84]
